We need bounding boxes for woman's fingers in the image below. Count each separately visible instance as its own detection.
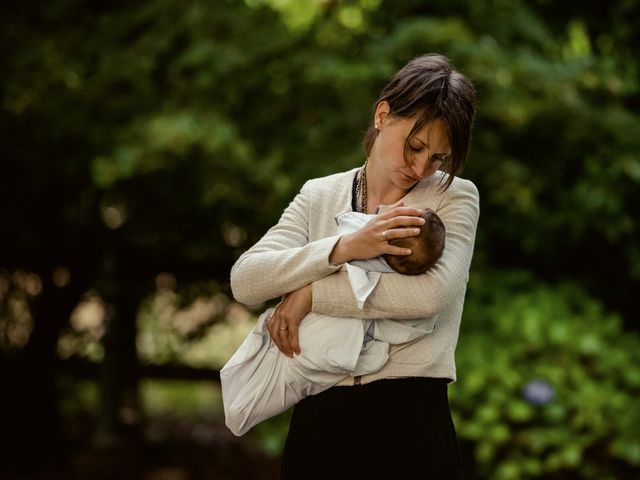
[280,284,309,356]
[266,308,279,345]
[267,306,294,358]
[348,205,427,261]
[380,229,414,256]
[378,206,423,220]
[385,244,414,256]
[384,215,426,229]
[277,328,294,358]
[265,284,310,357]
[288,321,301,355]
[384,227,422,242]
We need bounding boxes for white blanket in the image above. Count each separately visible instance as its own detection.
[334,211,395,309]
[221,308,436,436]
[221,210,436,436]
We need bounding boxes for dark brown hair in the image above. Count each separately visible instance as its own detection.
[384,209,446,275]
[363,53,476,191]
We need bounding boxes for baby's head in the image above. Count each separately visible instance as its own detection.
[383,209,445,275]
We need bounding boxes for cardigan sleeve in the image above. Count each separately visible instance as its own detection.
[230,180,344,305]
[311,179,480,319]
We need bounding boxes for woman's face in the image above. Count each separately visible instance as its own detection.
[371,102,451,190]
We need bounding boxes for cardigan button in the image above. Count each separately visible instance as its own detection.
[353,376,361,385]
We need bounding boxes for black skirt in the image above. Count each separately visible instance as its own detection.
[280,377,464,479]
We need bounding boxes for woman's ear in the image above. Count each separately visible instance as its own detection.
[374,101,391,129]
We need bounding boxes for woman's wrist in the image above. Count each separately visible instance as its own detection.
[329,234,354,265]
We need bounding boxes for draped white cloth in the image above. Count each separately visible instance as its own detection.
[221,308,436,436]
[334,211,395,309]
[221,211,436,436]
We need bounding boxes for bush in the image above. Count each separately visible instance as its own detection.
[452,270,640,479]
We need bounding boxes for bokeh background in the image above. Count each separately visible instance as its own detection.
[2,0,639,479]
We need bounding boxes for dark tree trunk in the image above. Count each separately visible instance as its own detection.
[95,247,152,477]
[1,266,90,475]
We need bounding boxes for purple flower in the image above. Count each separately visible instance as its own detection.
[523,379,555,405]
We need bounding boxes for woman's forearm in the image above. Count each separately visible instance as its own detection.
[312,264,462,319]
[230,180,346,305]
[231,235,343,305]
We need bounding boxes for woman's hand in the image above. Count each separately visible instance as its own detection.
[267,284,312,358]
[329,200,426,264]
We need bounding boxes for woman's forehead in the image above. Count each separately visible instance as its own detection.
[410,119,451,153]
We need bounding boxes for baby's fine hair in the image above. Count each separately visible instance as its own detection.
[384,209,445,275]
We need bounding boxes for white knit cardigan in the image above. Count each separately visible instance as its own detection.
[230,167,480,386]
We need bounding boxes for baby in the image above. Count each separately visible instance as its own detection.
[383,209,445,275]
[221,208,445,436]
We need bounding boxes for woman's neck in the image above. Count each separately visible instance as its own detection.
[365,157,408,211]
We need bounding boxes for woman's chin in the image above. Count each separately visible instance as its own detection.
[398,173,419,186]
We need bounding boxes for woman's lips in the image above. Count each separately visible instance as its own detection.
[401,172,419,182]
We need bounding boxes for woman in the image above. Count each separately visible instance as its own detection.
[230,53,478,479]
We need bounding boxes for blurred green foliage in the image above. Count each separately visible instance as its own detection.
[2,0,638,318]
[141,379,223,419]
[452,270,640,479]
[136,289,256,369]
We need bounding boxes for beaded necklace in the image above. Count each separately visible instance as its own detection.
[354,158,369,213]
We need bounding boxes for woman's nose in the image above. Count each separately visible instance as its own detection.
[413,158,437,179]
